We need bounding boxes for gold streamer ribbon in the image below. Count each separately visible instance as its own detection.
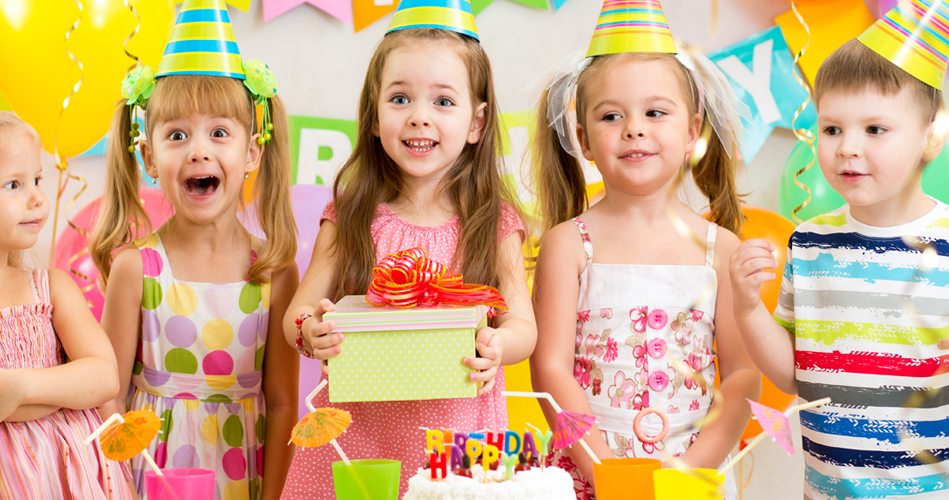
[788,1,816,224]
[123,0,142,75]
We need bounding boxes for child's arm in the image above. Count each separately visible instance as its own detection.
[283,221,340,371]
[98,248,144,419]
[729,239,797,394]
[530,222,612,483]
[4,404,60,422]
[677,230,761,470]
[261,264,300,500]
[0,270,120,422]
[463,232,538,396]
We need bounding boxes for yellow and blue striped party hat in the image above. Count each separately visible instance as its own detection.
[156,0,245,79]
[588,0,677,57]
[386,0,479,41]
[858,0,949,89]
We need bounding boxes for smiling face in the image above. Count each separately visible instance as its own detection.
[817,85,936,217]
[577,55,700,198]
[0,129,48,255]
[375,41,486,187]
[141,113,260,225]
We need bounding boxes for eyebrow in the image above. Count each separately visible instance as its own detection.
[383,81,458,93]
[591,96,678,112]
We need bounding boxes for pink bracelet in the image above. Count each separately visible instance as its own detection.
[295,313,316,359]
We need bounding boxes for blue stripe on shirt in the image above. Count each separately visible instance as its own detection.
[803,436,949,469]
[800,411,949,444]
[806,464,949,497]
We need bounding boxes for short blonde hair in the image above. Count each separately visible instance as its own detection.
[814,39,942,121]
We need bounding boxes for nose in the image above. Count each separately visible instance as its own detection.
[624,118,645,139]
[28,184,45,209]
[189,139,211,163]
[837,132,862,159]
[408,104,431,129]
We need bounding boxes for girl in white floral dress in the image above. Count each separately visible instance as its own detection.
[529,2,761,499]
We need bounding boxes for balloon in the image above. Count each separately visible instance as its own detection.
[779,124,949,223]
[0,0,173,158]
[53,187,174,321]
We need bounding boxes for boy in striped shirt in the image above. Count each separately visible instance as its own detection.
[729,3,949,498]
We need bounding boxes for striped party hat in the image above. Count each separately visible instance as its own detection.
[587,0,677,57]
[156,0,245,79]
[857,0,949,89]
[386,0,479,41]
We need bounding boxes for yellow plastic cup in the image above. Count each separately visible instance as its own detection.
[593,458,661,500]
[653,468,724,500]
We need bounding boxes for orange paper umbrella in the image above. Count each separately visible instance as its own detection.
[85,410,163,475]
[291,407,352,448]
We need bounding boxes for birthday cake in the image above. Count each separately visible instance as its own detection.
[402,428,575,500]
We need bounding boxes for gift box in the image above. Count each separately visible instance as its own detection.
[325,295,488,403]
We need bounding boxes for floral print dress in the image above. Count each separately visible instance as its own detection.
[550,218,736,500]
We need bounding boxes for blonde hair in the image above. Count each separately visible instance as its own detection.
[814,39,943,121]
[0,111,43,269]
[90,75,297,286]
[331,28,520,299]
[534,52,744,235]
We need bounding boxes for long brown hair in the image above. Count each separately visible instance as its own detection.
[534,52,744,234]
[90,75,296,286]
[331,28,517,299]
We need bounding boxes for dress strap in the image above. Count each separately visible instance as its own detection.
[31,269,50,304]
[705,222,718,267]
[573,217,593,264]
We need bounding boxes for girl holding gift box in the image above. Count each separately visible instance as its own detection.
[282,1,537,498]
[530,1,760,498]
[89,0,300,498]
[0,112,133,499]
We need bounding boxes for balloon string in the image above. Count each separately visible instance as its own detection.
[49,0,84,266]
[124,0,142,74]
[788,1,815,224]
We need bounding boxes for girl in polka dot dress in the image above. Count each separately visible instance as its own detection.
[90,36,301,500]
[280,27,537,500]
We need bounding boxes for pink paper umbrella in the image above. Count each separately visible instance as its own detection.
[748,400,794,455]
[552,410,598,450]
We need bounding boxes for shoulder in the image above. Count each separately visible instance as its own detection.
[321,201,338,224]
[537,218,586,271]
[107,246,146,296]
[714,224,741,254]
[46,268,85,305]
[498,201,526,244]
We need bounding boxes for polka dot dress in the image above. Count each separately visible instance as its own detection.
[280,202,525,500]
[129,233,270,500]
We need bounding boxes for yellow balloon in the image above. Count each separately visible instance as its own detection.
[0,0,173,158]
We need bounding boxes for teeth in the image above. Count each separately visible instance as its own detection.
[405,140,436,151]
[627,153,647,158]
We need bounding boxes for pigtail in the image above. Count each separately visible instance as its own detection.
[691,125,744,235]
[533,85,587,234]
[248,94,297,284]
[89,102,152,287]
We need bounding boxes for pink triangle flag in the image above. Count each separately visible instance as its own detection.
[263,0,353,23]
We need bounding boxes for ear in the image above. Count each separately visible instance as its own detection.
[684,112,703,157]
[139,138,159,179]
[577,123,594,162]
[923,114,947,163]
[245,133,263,175]
[467,102,488,144]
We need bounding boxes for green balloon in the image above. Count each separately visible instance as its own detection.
[779,124,949,224]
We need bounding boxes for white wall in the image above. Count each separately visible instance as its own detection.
[36,1,806,498]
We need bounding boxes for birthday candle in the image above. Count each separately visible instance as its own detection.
[501,452,518,480]
[465,439,483,465]
[504,430,521,455]
[482,444,499,472]
[534,430,553,458]
[426,429,445,455]
[522,431,538,460]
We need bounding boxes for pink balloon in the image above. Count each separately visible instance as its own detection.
[52,188,175,321]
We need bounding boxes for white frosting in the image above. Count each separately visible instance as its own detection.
[403,465,575,500]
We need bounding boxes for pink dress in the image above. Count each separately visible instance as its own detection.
[281,202,525,500]
[0,270,133,500]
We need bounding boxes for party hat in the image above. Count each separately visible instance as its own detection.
[156,0,245,79]
[857,0,949,89]
[386,0,479,41]
[587,0,677,58]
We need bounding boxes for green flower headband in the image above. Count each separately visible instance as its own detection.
[119,59,278,152]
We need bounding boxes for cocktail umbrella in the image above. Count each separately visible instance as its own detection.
[84,409,163,475]
[290,380,353,465]
[502,391,601,465]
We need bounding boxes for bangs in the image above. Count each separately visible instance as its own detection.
[145,75,255,134]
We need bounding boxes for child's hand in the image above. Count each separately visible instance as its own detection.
[0,369,23,421]
[464,327,504,396]
[300,299,342,375]
[729,239,779,316]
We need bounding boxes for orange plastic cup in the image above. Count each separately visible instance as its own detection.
[593,458,661,500]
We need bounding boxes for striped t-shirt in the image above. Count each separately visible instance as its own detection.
[774,201,949,500]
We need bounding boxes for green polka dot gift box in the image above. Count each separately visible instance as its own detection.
[324,296,489,403]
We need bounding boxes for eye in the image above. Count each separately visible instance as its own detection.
[646,110,666,118]
[867,125,886,135]
[435,97,454,107]
[3,181,19,189]
[211,128,228,138]
[169,130,186,141]
[34,176,42,186]
[822,126,841,136]
[391,95,409,105]
[603,112,622,123]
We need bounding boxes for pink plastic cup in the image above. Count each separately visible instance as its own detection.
[144,468,215,500]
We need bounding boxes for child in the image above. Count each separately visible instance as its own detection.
[0,112,133,499]
[730,4,949,499]
[89,1,300,498]
[530,2,760,498]
[281,3,537,498]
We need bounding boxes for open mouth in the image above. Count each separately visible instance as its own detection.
[403,139,437,153]
[184,175,220,196]
[624,152,650,159]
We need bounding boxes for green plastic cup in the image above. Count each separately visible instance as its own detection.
[332,459,401,500]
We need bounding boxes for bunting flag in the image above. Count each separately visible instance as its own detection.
[471,0,494,14]
[353,0,399,32]
[264,0,353,23]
